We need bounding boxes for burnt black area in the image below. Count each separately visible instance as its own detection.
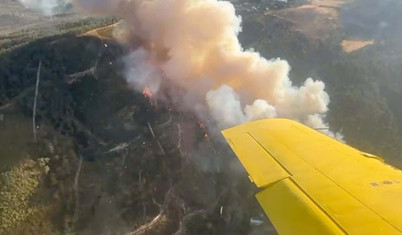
[0,33,273,234]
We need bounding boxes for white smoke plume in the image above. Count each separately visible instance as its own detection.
[206,85,277,128]
[123,48,163,94]
[72,0,336,134]
[19,0,71,16]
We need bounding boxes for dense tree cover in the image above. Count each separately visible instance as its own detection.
[340,0,402,40]
[323,57,402,163]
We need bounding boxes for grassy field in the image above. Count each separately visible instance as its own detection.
[0,1,117,54]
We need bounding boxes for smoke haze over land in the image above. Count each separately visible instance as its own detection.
[19,0,71,16]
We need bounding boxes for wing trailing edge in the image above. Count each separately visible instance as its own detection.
[222,119,402,234]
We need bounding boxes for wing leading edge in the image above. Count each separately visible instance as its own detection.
[222,119,402,234]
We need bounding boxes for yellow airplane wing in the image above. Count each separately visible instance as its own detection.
[222,119,402,235]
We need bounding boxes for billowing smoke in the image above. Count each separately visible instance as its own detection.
[19,0,71,16]
[73,0,334,132]
[206,85,277,128]
[124,48,163,94]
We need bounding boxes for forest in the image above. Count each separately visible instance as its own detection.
[1,0,402,234]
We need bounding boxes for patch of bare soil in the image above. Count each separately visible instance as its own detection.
[80,22,120,40]
[269,0,346,39]
[341,39,374,52]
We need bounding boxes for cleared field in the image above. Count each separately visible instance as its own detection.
[0,0,81,35]
[269,0,346,39]
[341,39,374,53]
[0,0,117,53]
[80,22,121,40]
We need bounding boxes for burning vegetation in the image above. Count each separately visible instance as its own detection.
[0,29,273,234]
[3,0,402,233]
[0,0,339,233]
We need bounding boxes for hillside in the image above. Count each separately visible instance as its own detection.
[1,0,402,234]
[237,0,402,167]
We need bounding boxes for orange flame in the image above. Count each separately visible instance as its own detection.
[142,87,156,106]
[199,122,209,139]
[143,87,153,99]
[199,122,206,129]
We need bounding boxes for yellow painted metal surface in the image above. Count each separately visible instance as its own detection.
[222,119,402,234]
[256,178,344,235]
